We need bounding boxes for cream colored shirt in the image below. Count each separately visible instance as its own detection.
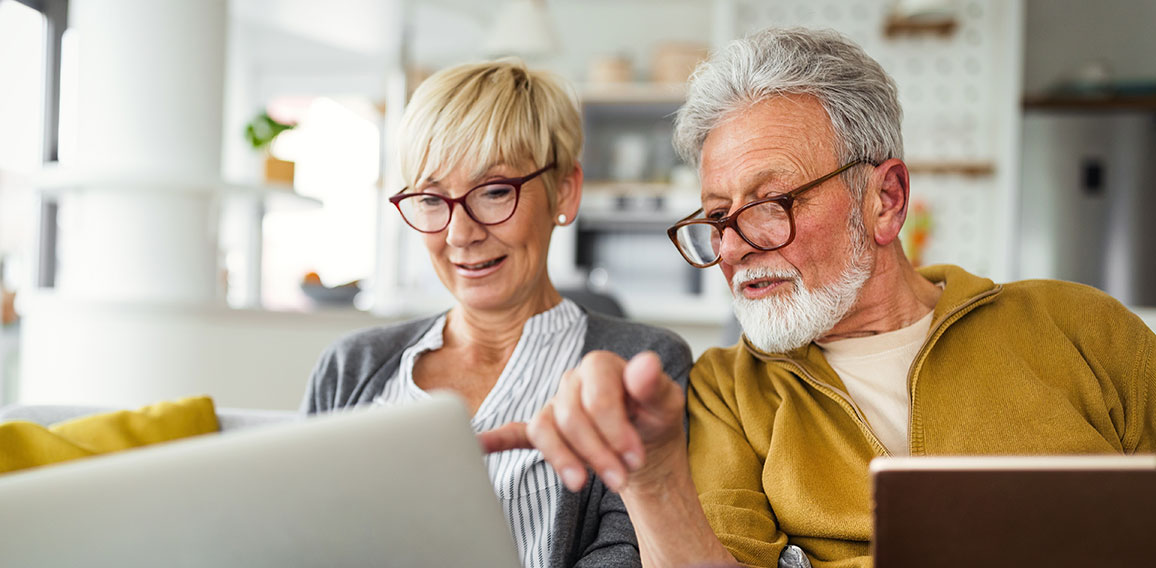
[817,311,934,455]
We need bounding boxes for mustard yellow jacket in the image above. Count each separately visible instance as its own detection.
[688,265,1156,568]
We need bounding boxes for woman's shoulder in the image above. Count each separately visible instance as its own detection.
[585,312,686,347]
[322,315,442,362]
[305,315,443,413]
[583,312,692,379]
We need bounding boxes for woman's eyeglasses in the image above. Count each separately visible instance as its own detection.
[389,163,556,233]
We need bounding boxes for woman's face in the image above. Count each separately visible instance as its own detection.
[417,160,582,314]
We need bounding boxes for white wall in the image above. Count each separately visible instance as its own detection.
[407,0,713,84]
[1018,0,1156,306]
[1023,0,1156,94]
[19,292,391,410]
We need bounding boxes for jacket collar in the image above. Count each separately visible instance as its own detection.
[741,264,1001,362]
[917,264,1000,324]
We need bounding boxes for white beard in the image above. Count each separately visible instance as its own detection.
[731,225,873,354]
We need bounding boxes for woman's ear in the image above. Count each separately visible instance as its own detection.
[554,163,583,226]
[866,159,910,246]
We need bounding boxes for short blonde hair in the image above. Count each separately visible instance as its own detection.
[398,59,582,210]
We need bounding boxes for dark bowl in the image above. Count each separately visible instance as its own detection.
[300,281,361,305]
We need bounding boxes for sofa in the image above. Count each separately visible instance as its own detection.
[0,403,297,432]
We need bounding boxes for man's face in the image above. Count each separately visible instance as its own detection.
[698,94,873,352]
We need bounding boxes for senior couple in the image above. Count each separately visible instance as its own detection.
[302,27,1156,568]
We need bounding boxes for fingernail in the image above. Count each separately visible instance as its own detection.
[623,451,643,471]
[601,469,625,491]
[562,468,586,491]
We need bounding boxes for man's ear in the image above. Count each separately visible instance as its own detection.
[554,163,583,225]
[866,159,910,246]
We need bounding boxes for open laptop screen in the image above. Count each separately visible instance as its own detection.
[0,394,520,568]
[871,455,1156,568]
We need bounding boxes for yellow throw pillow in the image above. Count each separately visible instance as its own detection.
[0,396,219,475]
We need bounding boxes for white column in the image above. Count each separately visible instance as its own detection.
[372,0,408,315]
[20,0,232,405]
[57,0,227,305]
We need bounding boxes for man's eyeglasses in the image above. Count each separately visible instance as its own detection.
[389,163,556,233]
[666,160,870,268]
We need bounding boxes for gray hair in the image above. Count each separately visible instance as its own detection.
[673,27,903,200]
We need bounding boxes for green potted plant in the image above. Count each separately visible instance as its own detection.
[244,110,296,185]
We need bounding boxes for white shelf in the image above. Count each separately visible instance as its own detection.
[579,82,687,104]
[0,167,33,188]
[30,167,322,209]
[19,290,385,324]
[584,180,681,195]
[578,183,701,230]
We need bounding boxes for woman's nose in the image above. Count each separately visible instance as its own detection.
[443,203,486,247]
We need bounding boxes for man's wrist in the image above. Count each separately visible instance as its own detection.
[623,458,699,517]
[618,449,736,568]
[622,435,689,497]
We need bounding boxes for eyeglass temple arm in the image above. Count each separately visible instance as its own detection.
[783,160,870,199]
[674,208,705,224]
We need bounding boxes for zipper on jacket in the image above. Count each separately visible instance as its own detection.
[760,355,891,457]
[904,285,1002,454]
[741,280,1004,458]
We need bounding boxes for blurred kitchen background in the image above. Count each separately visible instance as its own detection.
[0,0,1153,410]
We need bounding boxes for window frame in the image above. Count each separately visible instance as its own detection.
[7,0,68,287]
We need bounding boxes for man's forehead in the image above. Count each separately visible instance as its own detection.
[698,166,795,205]
[697,96,838,199]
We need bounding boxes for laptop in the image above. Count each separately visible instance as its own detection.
[0,393,520,567]
[871,455,1156,568]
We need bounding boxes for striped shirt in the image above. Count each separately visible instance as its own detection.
[372,299,587,568]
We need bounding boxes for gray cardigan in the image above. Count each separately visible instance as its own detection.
[301,310,692,568]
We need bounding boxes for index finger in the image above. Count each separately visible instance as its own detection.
[477,422,531,454]
[577,351,645,471]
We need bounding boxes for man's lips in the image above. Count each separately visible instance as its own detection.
[737,277,791,299]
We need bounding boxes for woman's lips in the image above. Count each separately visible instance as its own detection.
[453,255,507,278]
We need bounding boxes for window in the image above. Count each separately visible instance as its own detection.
[234,96,381,311]
[0,0,47,291]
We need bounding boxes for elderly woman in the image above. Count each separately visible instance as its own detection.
[300,59,691,568]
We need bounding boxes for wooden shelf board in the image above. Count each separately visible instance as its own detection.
[580,82,687,104]
[1023,95,1156,112]
[883,16,958,38]
[905,161,995,177]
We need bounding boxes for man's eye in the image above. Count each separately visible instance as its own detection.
[706,210,727,221]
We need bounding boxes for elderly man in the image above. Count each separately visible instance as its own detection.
[483,27,1156,568]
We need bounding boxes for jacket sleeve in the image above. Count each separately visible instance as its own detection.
[1121,310,1156,453]
[564,324,692,568]
[569,483,642,568]
[687,359,788,568]
[297,319,433,416]
[298,342,339,415]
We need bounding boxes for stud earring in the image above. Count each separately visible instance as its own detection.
[557,214,568,225]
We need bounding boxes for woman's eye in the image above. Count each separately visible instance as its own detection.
[417,195,443,207]
[478,185,514,200]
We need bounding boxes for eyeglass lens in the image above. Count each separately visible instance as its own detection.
[396,183,518,232]
[674,200,792,265]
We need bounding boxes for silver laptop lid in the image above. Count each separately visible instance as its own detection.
[0,393,520,568]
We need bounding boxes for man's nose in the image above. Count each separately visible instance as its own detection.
[717,225,757,267]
